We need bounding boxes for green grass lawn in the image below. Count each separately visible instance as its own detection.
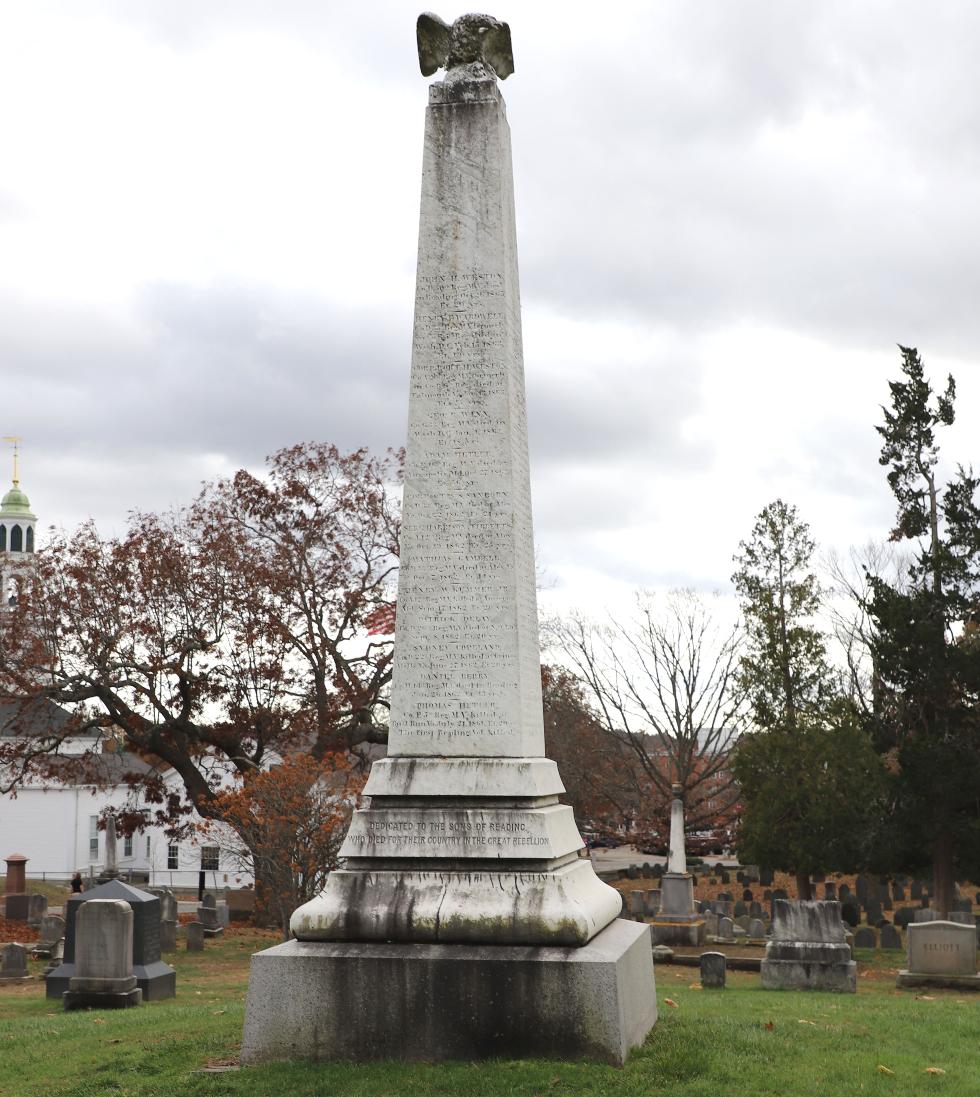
[1,934,977,1097]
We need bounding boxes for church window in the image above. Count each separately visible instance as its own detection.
[0,526,5,551]
[89,816,99,858]
[201,846,220,871]
[124,833,133,858]
[9,525,21,552]
[25,527,33,552]
[167,844,179,870]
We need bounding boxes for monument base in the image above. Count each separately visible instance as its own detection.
[761,943,856,992]
[896,970,980,991]
[649,919,706,947]
[64,988,142,1010]
[242,918,656,1067]
[46,960,175,1001]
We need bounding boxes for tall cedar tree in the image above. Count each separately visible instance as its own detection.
[868,347,980,914]
[731,500,883,898]
[0,443,401,917]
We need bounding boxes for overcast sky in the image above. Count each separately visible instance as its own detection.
[3,1,979,620]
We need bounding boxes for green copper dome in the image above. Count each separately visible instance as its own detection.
[0,483,35,520]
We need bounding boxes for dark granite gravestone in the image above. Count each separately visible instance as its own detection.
[45,878,175,1001]
[823,882,837,900]
[749,901,763,920]
[880,923,902,950]
[855,875,868,903]
[955,898,972,914]
[894,906,917,929]
[627,865,639,880]
[882,893,893,911]
[700,952,726,989]
[772,888,788,901]
[759,867,774,887]
[910,880,923,901]
[892,882,905,902]
[840,898,860,927]
[763,889,773,902]
[838,883,851,900]
[734,901,747,918]
[865,899,883,923]
[640,863,652,879]
[742,888,753,902]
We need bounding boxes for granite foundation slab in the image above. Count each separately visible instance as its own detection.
[242,918,656,1067]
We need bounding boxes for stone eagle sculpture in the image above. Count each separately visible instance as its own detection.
[416,12,514,80]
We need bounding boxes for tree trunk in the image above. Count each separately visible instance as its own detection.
[795,871,813,901]
[932,830,954,916]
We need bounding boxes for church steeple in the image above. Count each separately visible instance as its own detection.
[0,439,37,603]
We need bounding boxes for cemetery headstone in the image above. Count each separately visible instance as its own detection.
[865,898,882,923]
[647,889,661,914]
[948,912,974,925]
[160,919,177,953]
[64,899,141,1010]
[26,894,48,927]
[742,888,753,902]
[651,945,674,964]
[241,18,657,1066]
[748,918,766,940]
[700,952,726,988]
[854,927,877,948]
[186,922,205,951]
[897,921,980,989]
[629,891,646,918]
[640,863,652,879]
[759,867,774,887]
[914,909,940,923]
[894,907,917,929]
[855,875,868,903]
[734,901,747,918]
[0,943,29,982]
[910,880,923,901]
[840,899,860,927]
[45,878,175,1001]
[31,914,65,960]
[892,883,905,902]
[227,888,256,923]
[717,917,735,941]
[838,883,850,900]
[823,882,837,900]
[196,893,224,937]
[704,911,719,936]
[760,900,856,992]
[772,888,788,901]
[749,901,763,920]
[880,924,902,950]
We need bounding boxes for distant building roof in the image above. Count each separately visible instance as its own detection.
[0,697,79,738]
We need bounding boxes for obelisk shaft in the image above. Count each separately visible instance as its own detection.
[387,75,544,759]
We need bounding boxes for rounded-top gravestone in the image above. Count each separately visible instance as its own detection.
[700,952,726,988]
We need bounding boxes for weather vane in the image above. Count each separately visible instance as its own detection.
[2,437,22,486]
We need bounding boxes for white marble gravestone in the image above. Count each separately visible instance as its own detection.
[897,920,980,989]
[63,900,141,1009]
[242,13,655,1067]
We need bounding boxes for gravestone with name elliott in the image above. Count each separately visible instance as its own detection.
[241,13,656,1067]
[64,900,142,1010]
[897,920,980,990]
[648,785,706,946]
[45,878,175,1001]
[761,899,856,992]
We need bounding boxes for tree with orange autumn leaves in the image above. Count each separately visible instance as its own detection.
[0,443,401,921]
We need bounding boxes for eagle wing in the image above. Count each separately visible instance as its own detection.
[482,19,514,80]
[417,12,452,76]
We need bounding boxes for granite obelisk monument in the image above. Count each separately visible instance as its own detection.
[242,14,656,1065]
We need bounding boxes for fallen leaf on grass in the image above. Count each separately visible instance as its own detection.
[92,1018,105,1025]
[763,1020,774,1031]
[211,1010,227,1016]
[664,998,679,1008]
[687,983,702,990]
[797,1019,816,1026]
[877,1065,895,1076]
[924,1068,946,1076]
[915,995,936,1001]
[548,1077,561,1088]
[108,1039,122,1045]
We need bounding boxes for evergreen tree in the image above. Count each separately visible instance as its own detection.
[868,347,980,914]
[731,500,883,897]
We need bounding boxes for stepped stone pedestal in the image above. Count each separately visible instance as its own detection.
[242,14,655,1067]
